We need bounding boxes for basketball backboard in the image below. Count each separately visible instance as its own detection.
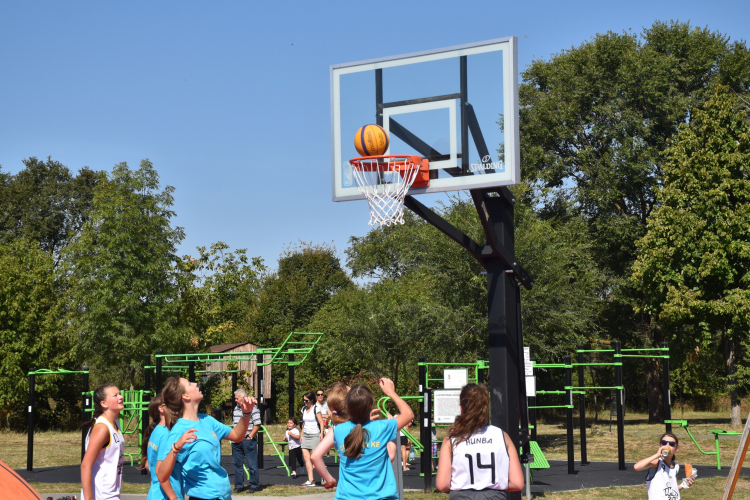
[331,37,519,202]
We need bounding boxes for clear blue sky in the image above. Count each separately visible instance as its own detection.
[2,1,748,269]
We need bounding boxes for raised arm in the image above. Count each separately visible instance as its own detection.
[312,431,336,488]
[379,378,413,430]
[226,397,257,443]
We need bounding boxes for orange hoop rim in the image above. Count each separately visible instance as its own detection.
[349,154,423,172]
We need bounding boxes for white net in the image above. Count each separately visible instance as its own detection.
[349,156,423,227]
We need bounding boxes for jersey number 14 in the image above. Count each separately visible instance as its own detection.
[464,453,495,484]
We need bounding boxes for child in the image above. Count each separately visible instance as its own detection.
[314,378,413,500]
[284,418,304,478]
[80,384,125,500]
[436,384,525,496]
[634,433,695,499]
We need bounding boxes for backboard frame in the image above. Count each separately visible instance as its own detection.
[331,36,519,202]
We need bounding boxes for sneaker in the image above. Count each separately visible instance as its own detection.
[321,479,326,486]
[291,471,297,478]
[302,480,316,487]
[235,486,246,493]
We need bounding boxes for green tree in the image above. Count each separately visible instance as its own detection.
[0,157,101,261]
[0,239,76,429]
[518,20,750,419]
[632,86,750,426]
[61,160,185,387]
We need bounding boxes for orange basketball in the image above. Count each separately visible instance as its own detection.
[0,460,43,500]
[354,124,389,156]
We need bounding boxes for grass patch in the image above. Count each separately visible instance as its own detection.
[32,483,331,496]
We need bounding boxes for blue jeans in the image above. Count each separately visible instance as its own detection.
[232,438,259,490]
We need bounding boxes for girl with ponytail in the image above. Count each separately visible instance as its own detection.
[435,384,524,498]
[140,395,183,500]
[80,384,125,500]
[156,377,257,500]
[314,378,413,500]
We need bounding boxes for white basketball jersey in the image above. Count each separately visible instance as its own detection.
[81,416,125,500]
[450,425,510,491]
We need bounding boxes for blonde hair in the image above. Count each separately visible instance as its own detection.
[327,382,350,425]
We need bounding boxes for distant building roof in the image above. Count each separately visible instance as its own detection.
[210,342,250,353]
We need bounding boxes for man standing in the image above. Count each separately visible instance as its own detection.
[233,388,261,493]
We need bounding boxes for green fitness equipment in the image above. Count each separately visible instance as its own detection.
[27,367,90,472]
[665,419,742,470]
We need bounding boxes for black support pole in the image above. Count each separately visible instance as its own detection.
[82,368,90,462]
[615,341,626,470]
[375,68,383,127]
[565,356,574,475]
[188,351,196,383]
[477,359,484,385]
[289,354,295,418]
[27,369,35,471]
[460,56,469,176]
[155,351,163,394]
[257,352,264,469]
[577,345,588,465]
[529,357,537,442]
[419,357,431,493]
[663,342,671,434]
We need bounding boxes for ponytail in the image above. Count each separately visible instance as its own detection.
[138,395,163,470]
[81,384,117,432]
[161,377,186,430]
[343,384,374,459]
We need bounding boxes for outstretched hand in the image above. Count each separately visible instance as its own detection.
[379,378,396,397]
[239,396,257,414]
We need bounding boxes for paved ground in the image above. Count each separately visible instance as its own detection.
[21,456,750,496]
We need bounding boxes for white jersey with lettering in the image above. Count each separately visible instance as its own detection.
[81,416,125,500]
[450,425,509,491]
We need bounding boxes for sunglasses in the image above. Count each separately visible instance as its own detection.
[303,399,311,403]
[660,440,677,446]
[317,393,324,397]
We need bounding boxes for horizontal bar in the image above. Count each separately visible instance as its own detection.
[532,364,571,369]
[564,386,623,390]
[571,362,621,366]
[528,405,575,409]
[28,369,90,375]
[419,362,481,366]
[575,349,615,353]
[535,390,566,395]
[621,348,669,352]
[618,355,670,359]
[380,93,462,109]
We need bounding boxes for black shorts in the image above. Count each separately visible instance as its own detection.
[400,436,408,446]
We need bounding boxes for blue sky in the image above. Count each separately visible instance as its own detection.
[1,1,748,269]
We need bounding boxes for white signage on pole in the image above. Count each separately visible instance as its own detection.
[524,346,533,376]
[444,369,468,389]
[434,389,462,424]
[525,376,536,396]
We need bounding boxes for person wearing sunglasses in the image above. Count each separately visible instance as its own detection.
[634,433,695,499]
[300,392,325,486]
[314,390,330,429]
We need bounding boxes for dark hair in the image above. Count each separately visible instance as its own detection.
[303,391,315,404]
[138,394,163,470]
[446,384,489,447]
[327,382,350,425]
[343,384,374,459]
[81,384,118,431]
[288,417,299,426]
[162,377,186,430]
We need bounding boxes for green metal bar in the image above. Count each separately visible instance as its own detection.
[619,355,670,359]
[621,348,669,352]
[535,390,566,395]
[564,386,623,390]
[532,363,571,369]
[570,362,622,366]
[418,362,482,367]
[259,425,291,476]
[665,420,719,468]
[28,369,90,375]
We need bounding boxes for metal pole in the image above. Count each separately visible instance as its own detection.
[529,357,537,442]
[27,369,35,471]
[82,367,90,462]
[375,68,383,127]
[663,342,672,434]
[460,56,469,176]
[289,354,295,418]
[257,352,264,469]
[188,351,196,383]
[155,351,163,394]
[577,345,588,465]
[615,341,626,470]
[565,356,574,475]
[231,371,238,414]
[477,358,484,385]
[419,357,431,493]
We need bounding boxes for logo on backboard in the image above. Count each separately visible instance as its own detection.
[470,155,504,173]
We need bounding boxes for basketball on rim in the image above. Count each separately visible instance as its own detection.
[354,124,389,156]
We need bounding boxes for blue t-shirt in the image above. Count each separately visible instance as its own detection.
[333,419,398,500]
[159,414,232,500]
[148,425,184,500]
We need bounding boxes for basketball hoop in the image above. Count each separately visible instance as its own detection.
[349,155,429,227]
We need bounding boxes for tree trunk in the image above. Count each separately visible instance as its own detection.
[645,358,663,423]
[726,336,742,427]
[129,367,136,391]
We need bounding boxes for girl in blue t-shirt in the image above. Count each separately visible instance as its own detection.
[316,378,413,500]
[156,377,257,500]
[140,395,182,500]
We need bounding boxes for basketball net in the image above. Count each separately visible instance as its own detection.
[349,155,424,227]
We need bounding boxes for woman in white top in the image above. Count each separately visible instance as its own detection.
[300,391,325,486]
[634,433,695,499]
[80,384,125,500]
[436,384,524,500]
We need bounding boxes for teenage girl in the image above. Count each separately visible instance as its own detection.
[140,395,182,500]
[80,384,125,500]
[156,377,256,500]
[634,433,695,499]
[283,417,304,478]
[317,379,413,500]
[300,391,325,486]
[436,384,524,499]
